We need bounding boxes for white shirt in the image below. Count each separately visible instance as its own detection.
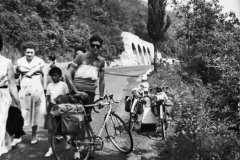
[46,81,69,104]
[17,56,45,73]
[0,55,11,87]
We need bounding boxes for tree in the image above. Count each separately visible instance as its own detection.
[147,0,171,72]
[174,0,240,122]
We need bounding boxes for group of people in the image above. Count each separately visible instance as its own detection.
[0,33,105,159]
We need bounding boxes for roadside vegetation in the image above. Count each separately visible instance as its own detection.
[0,0,148,62]
[148,0,240,159]
[1,0,240,159]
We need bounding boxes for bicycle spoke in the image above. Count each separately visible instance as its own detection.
[51,135,75,160]
[50,117,93,160]
[105,113,133,154]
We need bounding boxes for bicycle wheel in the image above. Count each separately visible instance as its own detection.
[50,116,93,160]
[159,105,167,139]
[161,118,166,139]
[105,112,133,154]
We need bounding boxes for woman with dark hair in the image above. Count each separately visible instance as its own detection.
[16,42,46,144]
[0,33,20,156]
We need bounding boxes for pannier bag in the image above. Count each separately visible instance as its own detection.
[136,100,144,114]
[61,113,85,135]
[50,103,86,135]
[125,96,144,114]
[125,96,132,112]
[151,100,164,117]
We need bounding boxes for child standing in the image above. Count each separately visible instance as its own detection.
[44,67,69,157]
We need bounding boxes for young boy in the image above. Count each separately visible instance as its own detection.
[44,67,69,157]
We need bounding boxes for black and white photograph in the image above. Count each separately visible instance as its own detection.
[0,0,240,159]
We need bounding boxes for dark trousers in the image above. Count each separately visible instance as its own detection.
[81,91,95,122]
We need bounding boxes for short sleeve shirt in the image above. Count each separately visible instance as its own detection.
[71,52,105,92]
[17,56,45,75]
[0,55,11,87]
[46,81,69,104]
[71,52,105,72]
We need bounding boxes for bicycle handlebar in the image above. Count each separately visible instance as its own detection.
[103,92,120,103]
[82,92,120,113]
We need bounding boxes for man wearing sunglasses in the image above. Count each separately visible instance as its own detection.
[66,34,105,114]
[66,35,105,159]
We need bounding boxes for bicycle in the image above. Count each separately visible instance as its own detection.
[50,92,133,160]
[127,87,151,132]
[151,90,172,139]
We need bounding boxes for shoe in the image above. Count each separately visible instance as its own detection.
[1,146,9,155]
[11,138,22,146]
[45,147,53,158]
[31,139,39,144]
[74,152,80,160]
[64,141,71,150]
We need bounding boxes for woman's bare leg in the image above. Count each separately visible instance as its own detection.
[32,125,38,141]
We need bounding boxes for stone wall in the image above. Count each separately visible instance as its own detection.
[108,31,162,67]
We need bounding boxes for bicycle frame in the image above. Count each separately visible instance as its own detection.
[84,94,116,140]
[130,97,139,114]
[159,104,164,119]
[156,101,167,139]
[97,101,112,138]
[50,93,133,160]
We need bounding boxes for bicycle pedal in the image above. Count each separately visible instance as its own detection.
[93,137,104,151]
[105,136,111,142]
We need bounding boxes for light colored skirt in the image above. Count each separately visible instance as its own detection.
[19,77,46,127]
[0,88,11,156]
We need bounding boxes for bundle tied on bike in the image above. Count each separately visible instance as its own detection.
[50,94,86,135]
[125,89,146,114]
[151,93,173,117]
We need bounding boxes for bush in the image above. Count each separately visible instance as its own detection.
[149,63,240,160]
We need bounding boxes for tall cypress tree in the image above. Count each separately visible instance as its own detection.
[147,0,171,72]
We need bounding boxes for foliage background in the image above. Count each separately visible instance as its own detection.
[0,0,151,62]
[147,0,240,159]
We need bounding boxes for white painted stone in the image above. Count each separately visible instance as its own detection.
[120,32,160,66]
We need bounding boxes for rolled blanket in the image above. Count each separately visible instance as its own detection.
[50,103,85,116]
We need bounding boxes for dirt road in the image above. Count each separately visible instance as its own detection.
[1,65,164,160]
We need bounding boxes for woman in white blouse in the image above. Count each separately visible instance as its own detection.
[16,42,46,144]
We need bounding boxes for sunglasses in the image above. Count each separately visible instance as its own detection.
[91,44,101,49]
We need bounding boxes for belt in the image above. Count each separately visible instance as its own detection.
[0,85,8,88]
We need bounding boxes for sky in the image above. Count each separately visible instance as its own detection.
[217,0,240,18]
[143,0,240,19]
